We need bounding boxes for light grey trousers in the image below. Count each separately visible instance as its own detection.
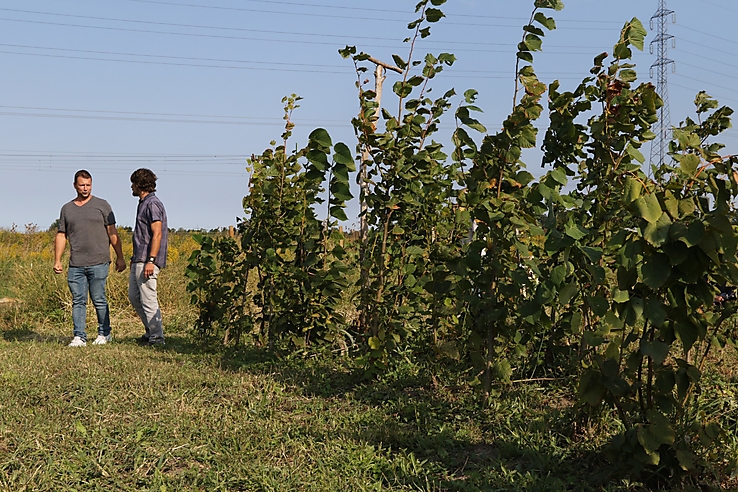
[128,262,164,342]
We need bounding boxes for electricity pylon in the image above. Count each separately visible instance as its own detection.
[649,0,676,169]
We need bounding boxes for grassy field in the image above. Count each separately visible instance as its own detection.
[1,229,737,491]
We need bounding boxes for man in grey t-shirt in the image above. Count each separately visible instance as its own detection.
[54,170,126,347]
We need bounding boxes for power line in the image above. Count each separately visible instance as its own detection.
[0,43,346,69]
[0,6,634,54]
[0,7,424,43]
[672,60,736,80]
[673,47,738,71]
[0,49,353,74]
[695,0,738,15]
[669,82,738,106]
[0,16,574,55]
[0,16,402,50]
[0,5,505,32]
[0,149,249,157]
[673,73,738,95]
[0,104,346,123]
[0,110,356,127]
[0,164,250,177]
[676,36,738,61]
[0,5,620,34]
[122,0,623,24]
[673,23,738,47]
[0,40,615,60]
[0,46,598,77]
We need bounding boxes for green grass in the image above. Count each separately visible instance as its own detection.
[0,320,735,491]
[0,333,598,491]
[1,230,737,491]
[3,326,736,491]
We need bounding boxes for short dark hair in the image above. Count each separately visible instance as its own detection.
[130,168,157,193]
[74,169,92,184]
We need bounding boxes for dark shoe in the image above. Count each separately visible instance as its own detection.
[136,335,150,346]
[147,339,165,347]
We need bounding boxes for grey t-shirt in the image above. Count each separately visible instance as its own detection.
[132,193,168,269]
[58,196,116,267]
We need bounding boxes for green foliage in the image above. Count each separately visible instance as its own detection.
[187,96,352,349]
[186,1,738,485]
[538,22,738,480]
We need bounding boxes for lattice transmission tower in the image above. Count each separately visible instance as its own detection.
[649,0,676,168]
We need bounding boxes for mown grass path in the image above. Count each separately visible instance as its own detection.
[0,326,602,492]
[2,328,738,491]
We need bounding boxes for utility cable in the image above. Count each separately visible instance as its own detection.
[0,104,347,123]
[0,5,617,31]
[125,0,621,24]
[0,48,597,75]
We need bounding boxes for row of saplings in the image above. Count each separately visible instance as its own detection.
[185,0,738,487]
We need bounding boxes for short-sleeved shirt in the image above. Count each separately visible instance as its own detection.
[58,196,115,267]
[132,193,168,269]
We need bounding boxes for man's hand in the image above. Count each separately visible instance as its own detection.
[144,262,155,279]
[53,232,67,275]
[115,257,126,272]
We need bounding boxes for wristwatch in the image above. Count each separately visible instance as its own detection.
[147,256,156,263]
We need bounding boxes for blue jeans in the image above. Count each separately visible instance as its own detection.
[67,263,111,341]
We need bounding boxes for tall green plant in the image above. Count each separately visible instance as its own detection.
[187,95,353,349]
[341,0,466,370]
[539,20,738,478]
[455,0,563,401]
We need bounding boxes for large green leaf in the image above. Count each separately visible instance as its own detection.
[565,223,589,240]
[643,212,672,247]
[579,246,603,263]
[637,424,661,456]
[559,283,578,304]
[647,410,676,445]
[330,182,353,202]
[674,320,699,352]
[680,153,700,175]
[308,128,332,148]
[492,359,513,381]
[329,206,348,222]
[677,450,697,472]
[641,340,669,365]
[634,193,663,224]
[678,197,696,217]
[588,295,609,317]
[333,142,355,170]
[534,0,564,11]
[425,8,445,23]
[643,296,667,327]
[524,34,543,52]
[641,253,671,289]
[306,149,329,171]
[533,12,556,30]
[624,177,643,205]
[623,17,647,51]
[699,232,721,266]
[620,69,638,83]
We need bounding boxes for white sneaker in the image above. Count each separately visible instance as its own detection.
[68,336,87,347]
[91,334,112,345]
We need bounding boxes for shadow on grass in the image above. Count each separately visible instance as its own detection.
[2,327,68,344]
[206,345,623,491]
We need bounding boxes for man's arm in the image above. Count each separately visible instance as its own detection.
[107,224,126,272]
[143,220,162,279]
[53,232,67,274]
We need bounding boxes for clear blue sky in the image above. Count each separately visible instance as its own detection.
[0,0,735,230]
